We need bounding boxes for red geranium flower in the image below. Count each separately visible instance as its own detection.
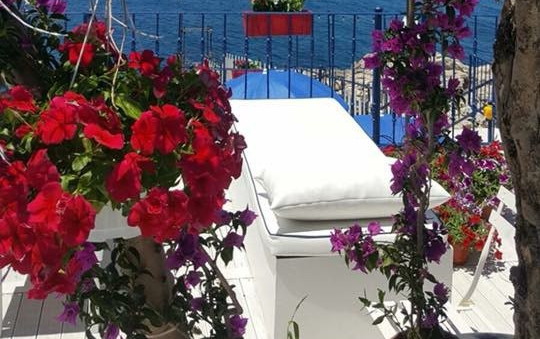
[127,188,190,242]
[1,86,37,112]
[83,123,124,150]
[105,152,154,202]
[128,50,160,77]
[57,194,96,247]
[131,104,187,155]
[37,97,78,144]
[27,182,63,232]
[59,42,95,67]
[25,149,60,190]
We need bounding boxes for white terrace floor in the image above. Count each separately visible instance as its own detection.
[0,249,516,339]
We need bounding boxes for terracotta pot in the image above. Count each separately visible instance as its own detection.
[242,10,313,36]
[451,241,470,266]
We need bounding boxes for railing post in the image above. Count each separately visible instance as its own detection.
[371,7,383,145]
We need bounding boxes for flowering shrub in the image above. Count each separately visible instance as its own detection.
[0,5,253,338]
[234,58,260,69]
[384,137,510,260]
[333,1,482,337]
[251,0,305,12]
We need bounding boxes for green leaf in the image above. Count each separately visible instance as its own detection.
[116,94,143,119]
[220,247,233,265]
[60,174,77,191]
[72,154,91,172]
[372,315,385,325]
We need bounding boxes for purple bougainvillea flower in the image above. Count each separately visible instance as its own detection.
[239,208,257,226]
[104,324,120,339]
[421,309,438,328]
[330,229,347,252]
[228,315,248,338]
[457,127,482,153]
[425,237,447,263]
[433,282,449,304]
[37,0,66,14]
[57,302,79,326]
[224,232,244,248]
[185,270,202,287]
[74,242,98,274]
[363,53,380,69]
[215,209,232,226]
[190,297,204,311]
[347,223,363,243]
[367,221,382,236]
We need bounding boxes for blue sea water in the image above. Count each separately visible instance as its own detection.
[67,1,502,66]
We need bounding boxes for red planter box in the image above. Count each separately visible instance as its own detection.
[231,69,262,78]
[242,11,313,36]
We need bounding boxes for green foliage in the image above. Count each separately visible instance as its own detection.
[252,0,305,12]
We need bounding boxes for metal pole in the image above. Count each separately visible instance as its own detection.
[371,7,383,145]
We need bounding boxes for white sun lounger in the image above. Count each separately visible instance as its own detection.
[227,98,454,339]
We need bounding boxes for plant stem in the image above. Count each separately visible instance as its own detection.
[199,247,244,315]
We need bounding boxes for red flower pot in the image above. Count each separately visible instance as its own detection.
[242,11,313,36]
[451,241,470,266]
[231,69,262,78]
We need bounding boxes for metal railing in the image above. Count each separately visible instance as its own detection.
[74,9,498,144]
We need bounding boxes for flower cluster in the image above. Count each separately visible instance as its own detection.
[234,58,260,70]
[251,0,305,12]
[1,17,252,338]
[334,1,480,337]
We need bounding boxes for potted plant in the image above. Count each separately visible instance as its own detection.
[0,4,255,338]
[243,0,313,36]
[435,199,500,265]
[231,58,262,78]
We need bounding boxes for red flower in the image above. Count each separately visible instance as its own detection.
[1,86,37,112]
[127,188,190,242]
[105,152,154,202]
[0,211,35,267]
[131,104,187,155]
[59,42,95,67]
[128,50,160,77]
[72,21,107,44]
[27,182,63,232]
[26,149,60,190]
[468,214,482,225]
[57,194,96,247]
[83,123,124,149]
[186,194,225,234]
[14,124,33,138]
[37,97,78,144]
[130,111,158,155]
[153,67,173,99]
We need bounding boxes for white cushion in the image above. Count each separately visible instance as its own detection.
[231,98,449,220]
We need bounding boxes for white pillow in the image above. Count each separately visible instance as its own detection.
[231,98,449,221]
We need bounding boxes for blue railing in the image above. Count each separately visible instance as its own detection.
[74,9,498,144]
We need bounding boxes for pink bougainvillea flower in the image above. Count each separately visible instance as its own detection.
[83,123,124,149]
[36,97,78,144]
[105,152,154,202]
[131,104,187,155]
